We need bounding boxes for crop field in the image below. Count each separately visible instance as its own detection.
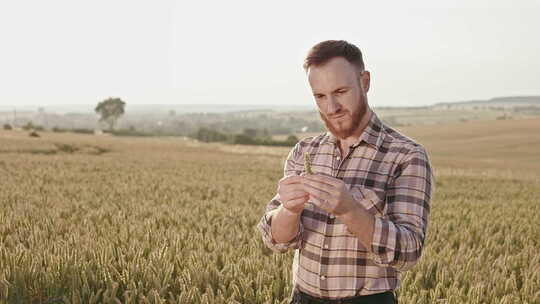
[0,117,539,304]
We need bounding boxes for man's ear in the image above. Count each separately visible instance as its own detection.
[360,71,371,93]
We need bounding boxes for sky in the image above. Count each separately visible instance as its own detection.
[1,0,539,109]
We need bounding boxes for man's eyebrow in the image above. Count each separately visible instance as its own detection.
[312,86,350,96]
[332,86,350,93]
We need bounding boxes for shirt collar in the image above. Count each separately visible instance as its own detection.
[321,112,385,150]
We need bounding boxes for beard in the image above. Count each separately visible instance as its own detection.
[319,94,368,139]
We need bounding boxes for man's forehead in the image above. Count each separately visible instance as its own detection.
[307,57,358,91]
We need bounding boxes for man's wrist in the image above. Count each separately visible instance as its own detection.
[337,203,375,248]
[336,203,361,223]
[280,205,302,217]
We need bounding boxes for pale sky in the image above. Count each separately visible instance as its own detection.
[1,0,539,108]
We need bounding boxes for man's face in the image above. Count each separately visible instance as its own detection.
[307,57,370,139]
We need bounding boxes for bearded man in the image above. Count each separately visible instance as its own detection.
[257,40,434,304]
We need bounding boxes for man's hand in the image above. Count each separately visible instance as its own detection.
[278,175,310,214]
[302,174,356,216]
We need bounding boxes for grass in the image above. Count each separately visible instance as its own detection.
[0,117,539,303]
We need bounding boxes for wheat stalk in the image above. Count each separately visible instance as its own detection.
[304,152,313,175]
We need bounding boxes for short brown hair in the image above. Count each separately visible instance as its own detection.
[303,40,365,72]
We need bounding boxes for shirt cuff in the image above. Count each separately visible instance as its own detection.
[370,216,397,266]
[257,212,303,253]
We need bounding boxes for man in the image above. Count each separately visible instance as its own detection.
[257,40,433,304]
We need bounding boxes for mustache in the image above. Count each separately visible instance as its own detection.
[326,110,349,119]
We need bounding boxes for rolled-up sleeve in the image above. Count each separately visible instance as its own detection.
[257,196,304,253]
[256,143,304,253]
[367,146,434,271]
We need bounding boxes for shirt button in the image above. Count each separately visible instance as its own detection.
[324,244,329,249]
[321,275,326,280]
[328,214,335,219]
[336,156,341,160]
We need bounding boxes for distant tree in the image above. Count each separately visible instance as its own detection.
[3,123,12,130]
[243,128,257,138]
[192,127,228,142]
[286,135,299,143]
[231,134,256,145]
[22,121,37,131]
[95,97,126,131]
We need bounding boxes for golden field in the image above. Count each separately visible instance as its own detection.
[0,117,539,304]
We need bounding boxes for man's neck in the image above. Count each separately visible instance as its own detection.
[336,109,373,156]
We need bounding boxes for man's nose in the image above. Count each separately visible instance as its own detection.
[326,97,341,115]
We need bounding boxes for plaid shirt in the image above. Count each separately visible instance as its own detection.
[257,112,434,299]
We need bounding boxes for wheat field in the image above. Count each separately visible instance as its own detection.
[0,118,539,303]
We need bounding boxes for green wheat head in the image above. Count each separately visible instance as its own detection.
[304,152,313,175]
